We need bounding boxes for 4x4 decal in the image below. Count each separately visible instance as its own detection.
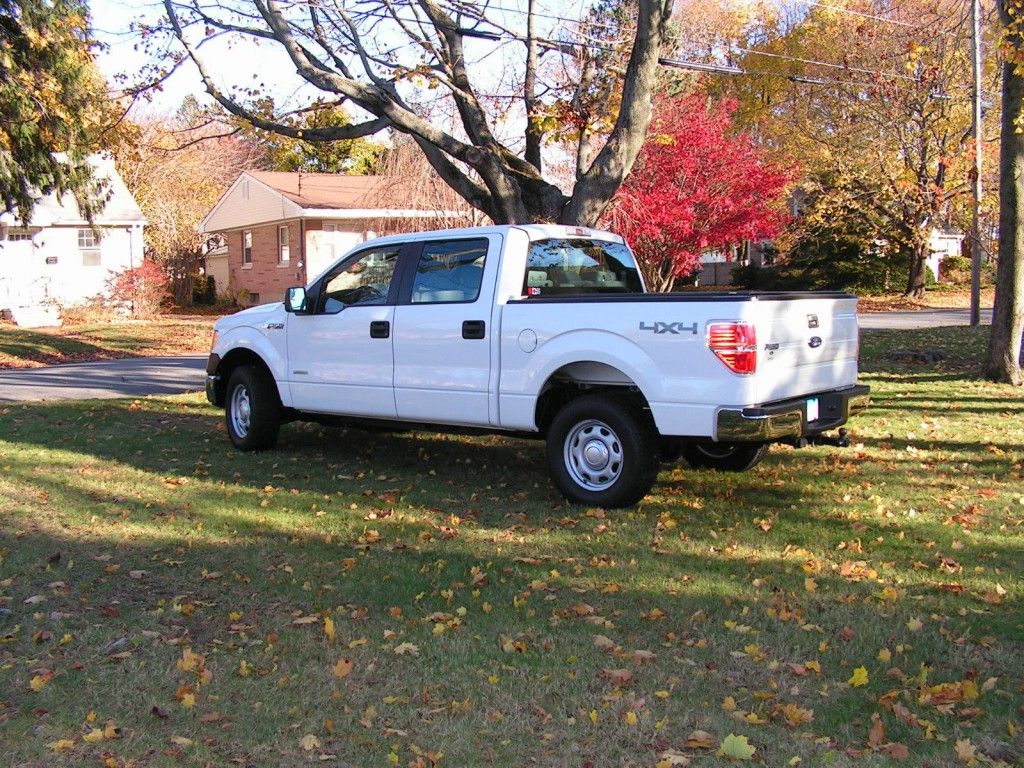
[639,321,698,335]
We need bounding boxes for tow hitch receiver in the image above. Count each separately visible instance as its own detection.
[788,428,851,449]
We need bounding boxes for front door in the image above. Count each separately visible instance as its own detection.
[287,244,403,417]
[392,236,499,426]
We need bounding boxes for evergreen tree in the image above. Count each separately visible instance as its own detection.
[0,0,110,221]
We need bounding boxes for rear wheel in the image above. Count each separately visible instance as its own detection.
[225,365,281,451]
[681,442,768,472]
[546,393,659,508]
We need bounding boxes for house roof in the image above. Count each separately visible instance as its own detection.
[246,171,433,210]
[200,170,468,233]
[1,154,145,227]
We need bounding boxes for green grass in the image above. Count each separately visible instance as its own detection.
[0,318,215,369]
[1,327,1022,767]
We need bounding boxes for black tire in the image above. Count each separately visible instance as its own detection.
[225,365,282,451]
[546,393,659,508]
[681,442,768,472]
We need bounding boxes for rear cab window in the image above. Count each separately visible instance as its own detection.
[523,238,643,296]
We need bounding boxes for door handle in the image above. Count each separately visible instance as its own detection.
[369,320,390,339]
[462,320,486,340]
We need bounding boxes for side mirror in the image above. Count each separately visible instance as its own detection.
[284,286,308,313]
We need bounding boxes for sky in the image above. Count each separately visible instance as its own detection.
[87,0,577,118]
[90,0,313,116]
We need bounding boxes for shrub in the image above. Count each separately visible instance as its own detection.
[191,275,217,305]
[939,254,971,285]
[107,260,171,318]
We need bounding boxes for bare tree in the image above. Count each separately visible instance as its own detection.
[152,0,672,226]
[112,109,263,303]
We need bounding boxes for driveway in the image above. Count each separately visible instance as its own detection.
[0,356,206,402]
[859,307,993,330]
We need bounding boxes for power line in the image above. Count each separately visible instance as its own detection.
[659,56,959,97]
[732,45,923,84]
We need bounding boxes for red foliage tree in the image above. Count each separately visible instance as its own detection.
[605,94,794,292]
[106,260,170,319]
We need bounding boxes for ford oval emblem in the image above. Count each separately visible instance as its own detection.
[809,336,822,349]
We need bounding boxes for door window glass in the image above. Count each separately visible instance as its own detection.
[410,239,488,304]
[319,247,400,312]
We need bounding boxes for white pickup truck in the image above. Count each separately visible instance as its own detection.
[206,225,869,507]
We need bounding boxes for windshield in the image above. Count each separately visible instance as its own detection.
[523,238,643,296]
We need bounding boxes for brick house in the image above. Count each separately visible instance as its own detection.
[199,171,470,305]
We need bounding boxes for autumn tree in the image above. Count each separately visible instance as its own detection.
[236,101,385,174]
[149,0,673,226]
[604,94,792,292]
[112,105,263,303]
[0,0,111,221]
[707,0,980,298]
[985,0,1024,384]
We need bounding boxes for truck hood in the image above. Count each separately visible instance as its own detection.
[215,302,285,333]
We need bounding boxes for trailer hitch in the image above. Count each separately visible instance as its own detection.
[786,428,851,449]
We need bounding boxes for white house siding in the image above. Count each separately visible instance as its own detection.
[0,224,143,313]
[304,222,368,282]
[200,175,303,233]
[205,247,230,297]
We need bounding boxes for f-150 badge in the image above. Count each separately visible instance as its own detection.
[639,321,698,335]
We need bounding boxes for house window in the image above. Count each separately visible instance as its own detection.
[5,229,32,242]
[242,230,253,265]
[79,228,101,266]
[278,225,290,264]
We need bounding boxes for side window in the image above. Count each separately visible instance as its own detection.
[319,246,400,313]
[410,239,488,304]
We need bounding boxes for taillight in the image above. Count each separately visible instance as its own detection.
[708,322,757,374]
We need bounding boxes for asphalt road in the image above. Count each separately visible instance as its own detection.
[858,307,992,330]
[0,308,995,402]
[0,355,207,402]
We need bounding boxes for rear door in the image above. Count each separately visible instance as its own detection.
[391,235,500,426]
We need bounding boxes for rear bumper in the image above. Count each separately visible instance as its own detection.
[716,385,870,442]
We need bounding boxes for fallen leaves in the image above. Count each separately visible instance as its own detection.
[298,733,321,752]
[848,666,870,687]
[393,642,420,657]
[719,733,756,761]
[331,657,354,679]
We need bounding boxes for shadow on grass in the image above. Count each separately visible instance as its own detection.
[3,396,1023,765]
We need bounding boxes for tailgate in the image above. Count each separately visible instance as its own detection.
[752,295,860,403]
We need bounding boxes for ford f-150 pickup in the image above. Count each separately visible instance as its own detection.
[206,224,869,507]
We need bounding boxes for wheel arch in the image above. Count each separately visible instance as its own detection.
[534,361,653,435]
[211,348,279,407]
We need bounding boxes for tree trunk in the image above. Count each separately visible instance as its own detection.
[984,1,1024,385]
[904,239,929,299]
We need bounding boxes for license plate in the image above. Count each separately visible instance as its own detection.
[806,397,819,422]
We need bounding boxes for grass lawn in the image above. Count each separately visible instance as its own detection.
[0,317,216,369]
[0,327,1021,767]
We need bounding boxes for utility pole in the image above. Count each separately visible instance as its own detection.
[970,0,983,326]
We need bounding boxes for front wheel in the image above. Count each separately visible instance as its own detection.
[225,365,281,451]
[546,394,659,508]
[681,442,768,472]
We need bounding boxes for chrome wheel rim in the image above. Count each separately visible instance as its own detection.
[230,384,252,438]
[564,419,623,492]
